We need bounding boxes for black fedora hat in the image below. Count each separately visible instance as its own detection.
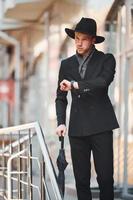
[65,17,105,44]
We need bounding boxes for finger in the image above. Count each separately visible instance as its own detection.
[58,133,61,137]
[60,86,65,91]
[62,82,67,87]
[57,131,61,137]
[60,130,63,136]
[60,85,63,89]
[62,129,66,136]
[60,129,64,136]
[56,129,60,136]
[60,82,63,87]
[61,85,67,91]
[60,80,66,85]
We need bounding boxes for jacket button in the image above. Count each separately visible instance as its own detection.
[78,95,80,98]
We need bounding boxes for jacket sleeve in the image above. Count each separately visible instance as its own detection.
[77,54,116,93]
[55,61,68,126]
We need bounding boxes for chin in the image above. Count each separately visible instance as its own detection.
[77,50,84,55]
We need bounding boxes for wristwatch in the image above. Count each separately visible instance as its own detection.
[71,80,75,89]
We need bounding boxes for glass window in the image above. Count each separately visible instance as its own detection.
[126,56,133,186]
[128,57,133,136]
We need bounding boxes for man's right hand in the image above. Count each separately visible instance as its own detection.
[56,124,67,137]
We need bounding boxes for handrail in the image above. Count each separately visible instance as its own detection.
[0,122,37,134]
[0,121,62,200]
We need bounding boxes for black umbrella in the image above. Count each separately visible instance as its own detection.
[57,136,68,198]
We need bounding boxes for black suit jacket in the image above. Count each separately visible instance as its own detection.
[55,49,119,136]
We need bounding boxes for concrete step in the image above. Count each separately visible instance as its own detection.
[64,186,122,200]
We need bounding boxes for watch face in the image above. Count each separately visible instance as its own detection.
[71,81,75,89]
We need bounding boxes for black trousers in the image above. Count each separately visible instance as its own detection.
[69,131,114,200]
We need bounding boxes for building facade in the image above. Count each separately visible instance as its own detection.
[105,0,133,199]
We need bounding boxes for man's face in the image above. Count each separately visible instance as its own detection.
[75,32,96,56]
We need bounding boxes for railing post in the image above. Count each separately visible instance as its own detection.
[27,129,33,200]
[17,131,22,199]
[41,159,45,200]
[7,149,26,200]
[2,135,6,197]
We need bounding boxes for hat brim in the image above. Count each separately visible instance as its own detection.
[65,28,105,44]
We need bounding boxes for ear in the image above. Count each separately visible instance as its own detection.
[92,37,96,44]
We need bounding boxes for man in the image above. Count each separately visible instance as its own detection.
[55,17,119,200]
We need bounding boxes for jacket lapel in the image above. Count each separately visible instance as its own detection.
[70,55,82,81]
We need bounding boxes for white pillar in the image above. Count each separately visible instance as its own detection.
[42,12,50,134]
[122,0,133,199]
[14,44,21,125]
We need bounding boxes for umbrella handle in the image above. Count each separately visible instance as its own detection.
[59,136,64,149]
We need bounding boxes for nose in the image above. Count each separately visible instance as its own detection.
[77,40,82,46]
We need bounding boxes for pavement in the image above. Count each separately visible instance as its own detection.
[64,184,123,200]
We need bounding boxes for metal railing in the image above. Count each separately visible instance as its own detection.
[0,122,62,200]
[112,132,133,200]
